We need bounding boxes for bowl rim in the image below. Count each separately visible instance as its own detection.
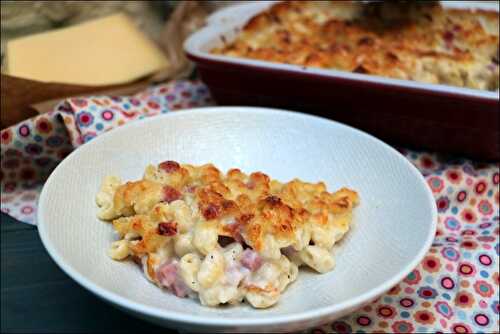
[38,106,437,328]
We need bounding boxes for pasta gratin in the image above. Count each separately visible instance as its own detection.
[96,161,359,308]
[211,1,499,91]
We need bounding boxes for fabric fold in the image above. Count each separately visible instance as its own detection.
[0,79,213,224]
[0,79,498,334]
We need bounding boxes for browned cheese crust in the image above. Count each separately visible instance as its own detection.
[211,1,499,90]
[105,161,358,257]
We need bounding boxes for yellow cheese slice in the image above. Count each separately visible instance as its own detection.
[5,13,169,86]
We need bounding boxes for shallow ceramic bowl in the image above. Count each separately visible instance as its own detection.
[38,107,437,333]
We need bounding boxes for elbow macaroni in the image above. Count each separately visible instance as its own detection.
[97,160,358,308]
[96,175,122,220]
[174,232,196,257]
[180,253,201,292]
[299,245,335,273]
[109,240,130,260]
[197,249,225,288]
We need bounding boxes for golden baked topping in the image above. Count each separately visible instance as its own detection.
[212,1,499,91]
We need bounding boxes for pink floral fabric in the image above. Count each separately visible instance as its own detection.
[311,152,499,334]
[1,80,498,333]
[1,79,213,224]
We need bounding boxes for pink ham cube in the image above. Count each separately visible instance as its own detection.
[240,249,263,272]
[156,261,189,298]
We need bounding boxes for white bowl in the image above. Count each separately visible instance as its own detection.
[38,107,437,333]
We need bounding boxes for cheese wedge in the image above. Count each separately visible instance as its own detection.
[5,13,169,86]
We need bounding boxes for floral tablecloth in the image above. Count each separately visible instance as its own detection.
[1,80,498,333]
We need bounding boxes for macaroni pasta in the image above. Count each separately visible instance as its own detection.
[96,160,359,308]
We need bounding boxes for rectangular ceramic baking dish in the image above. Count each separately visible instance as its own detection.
[185,1,499,160]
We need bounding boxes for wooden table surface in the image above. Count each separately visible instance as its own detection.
[1,213,175,333]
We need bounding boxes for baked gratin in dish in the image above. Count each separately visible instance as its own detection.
[96,161,359,308]
[211,1,499,91]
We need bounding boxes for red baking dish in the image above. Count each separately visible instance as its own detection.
[185,1,500,160]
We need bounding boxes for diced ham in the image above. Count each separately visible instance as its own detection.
[357,36,374,46]
[171,278,189,298]
[159,160,180,173]
[163,185,181,203]
[157,262,177,287]
[443,31,454,49]
[265,195,281,206]
[443,31,454,42]
[233,233,243,244]
[157,221,177,236]
[156,261,189,298]
[224,221,244,244]
[237,213,254,224]
[240,249,263,272]
[223,213,254,244]
[221,200,236,210]
[202,203,219,220]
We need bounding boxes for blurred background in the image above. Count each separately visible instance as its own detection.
[1,2,499,333]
